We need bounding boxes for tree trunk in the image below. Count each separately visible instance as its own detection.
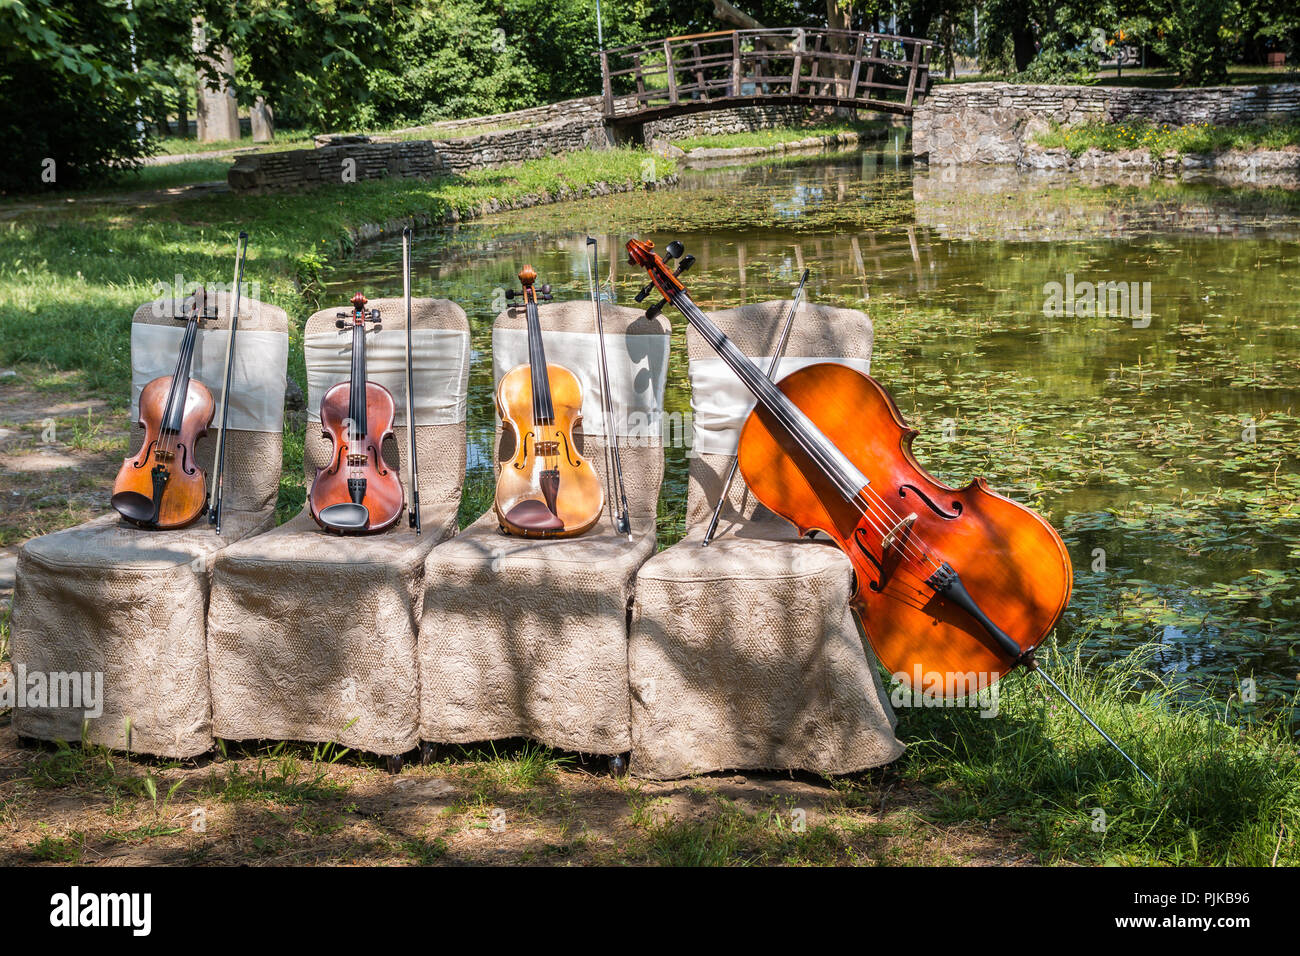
[1010,0,1036,72]
[176,83,189,139]
[710,0,764,30]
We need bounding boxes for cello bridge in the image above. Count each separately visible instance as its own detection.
[881,512,917,554]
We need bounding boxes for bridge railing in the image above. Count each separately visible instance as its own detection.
[598,28,933,119]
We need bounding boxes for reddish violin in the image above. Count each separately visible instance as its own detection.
[112,288,217,529]
[628,237,1152,782]
[309,293,404,535]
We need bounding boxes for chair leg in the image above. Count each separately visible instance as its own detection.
[385,753,404,775]
[419,741,438,766]
[608,753,628,778]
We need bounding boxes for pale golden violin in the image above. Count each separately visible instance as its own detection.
[494,265,604,538]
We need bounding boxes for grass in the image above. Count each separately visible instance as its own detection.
[674,120,884,152]
[1032,119,1300,157]
[934,64,1300,89]
[893,641,1300,865]
[155,132,317,156]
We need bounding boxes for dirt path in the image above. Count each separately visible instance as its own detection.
[0,725,1034,866]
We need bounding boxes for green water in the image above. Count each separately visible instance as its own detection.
[328,147,1300,710]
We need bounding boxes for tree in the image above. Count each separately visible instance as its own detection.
[0,0,170,191]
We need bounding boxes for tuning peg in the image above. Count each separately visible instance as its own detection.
[665,240,685,260]
[634,280,656,304]
[675,254,696,276]
[645,298,669,320]
[504,288,518,299]
[540,283,551,295]
[336,318,347,329]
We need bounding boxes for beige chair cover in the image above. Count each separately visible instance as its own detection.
[205,298,469,756]
[10,292,288,757]
[627,301,904,779]
[418,301,668,756]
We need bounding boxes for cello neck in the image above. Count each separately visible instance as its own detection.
[667,286,871,502]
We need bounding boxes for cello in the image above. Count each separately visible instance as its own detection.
[627,237,1152,783]
[112,286,220,529]
[308,292,404,535]
[494,265,604,538]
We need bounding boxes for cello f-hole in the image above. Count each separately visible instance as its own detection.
[899,483,962,518]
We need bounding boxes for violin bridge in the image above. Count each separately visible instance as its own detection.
[535,440,559,457]
[881,512,917,554]
[346,453,368,467]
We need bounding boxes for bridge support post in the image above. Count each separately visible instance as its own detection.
[730,32,742,96]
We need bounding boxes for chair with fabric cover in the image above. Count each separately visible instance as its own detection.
[9,290,289,758]
[418,300,669,765]
[627,300,905,779]
[204,298,470,762]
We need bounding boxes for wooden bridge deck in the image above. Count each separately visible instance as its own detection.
[599,28,933,123]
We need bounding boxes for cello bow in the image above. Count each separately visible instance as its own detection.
[209,230,248,535]
[702,266,809,547]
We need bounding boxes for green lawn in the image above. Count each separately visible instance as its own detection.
[934,64,1300,88]
[1032,119,1300,157]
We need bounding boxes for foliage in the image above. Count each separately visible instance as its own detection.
[0,0,164,191]
[1152,0,1232,85]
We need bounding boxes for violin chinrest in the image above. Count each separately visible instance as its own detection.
[111,490,158,526]
[317,501,371,533]
[503,499,565,534]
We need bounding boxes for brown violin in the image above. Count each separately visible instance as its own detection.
[112,288,218,529]
[494,266,604,538]
[309,292,404,535]
[628,237,1152,782]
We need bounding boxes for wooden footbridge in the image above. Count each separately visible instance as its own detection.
[599,28,933,125]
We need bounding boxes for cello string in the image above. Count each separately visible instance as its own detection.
[674,285,946,579]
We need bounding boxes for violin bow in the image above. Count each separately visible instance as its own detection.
[402,227,421,534]
[209,230,248,535]
[585,237,632,540]
[702,267,809,547]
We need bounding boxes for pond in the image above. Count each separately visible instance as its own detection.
[326,142,1300,713]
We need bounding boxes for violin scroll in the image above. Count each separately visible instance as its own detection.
[505,265,552,305]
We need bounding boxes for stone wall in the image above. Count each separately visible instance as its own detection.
[912,82,1300,165]
[641,104,829,144]
[228,94,841,193]
[228,116,610,193]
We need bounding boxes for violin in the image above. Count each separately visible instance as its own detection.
[112,288,219,529]
[628,238,1152,781]
[494,265,604,538]
[309,292,404,535]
